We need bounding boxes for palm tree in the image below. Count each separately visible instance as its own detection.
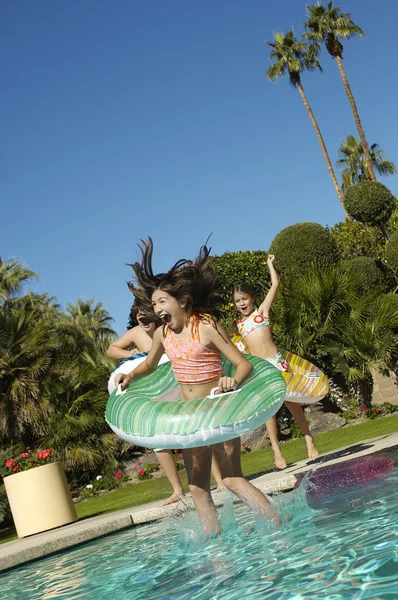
[304,1,376,182]
[266,29,349,218]
[61,299,116,349]
[0,299,56,442]
[44,339,126,480]
[0,258,36,302]
[337,134,397,192]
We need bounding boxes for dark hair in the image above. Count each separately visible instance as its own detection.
[129,297,162,327]
[128,237,224,320]
[232,283,256,300]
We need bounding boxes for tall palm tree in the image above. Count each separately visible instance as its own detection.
[304,1,376,182]
[337,134,397,192]
[267,29,349,218]
[0,258,36,302]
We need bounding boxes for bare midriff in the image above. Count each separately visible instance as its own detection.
[244,327,279,360]
[179,378,219,401]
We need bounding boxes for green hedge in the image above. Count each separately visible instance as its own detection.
[344,182,395,226]
[269,222,338,279]
[343,256,395,293]
[385,229,398,273]
[330,221,386,261]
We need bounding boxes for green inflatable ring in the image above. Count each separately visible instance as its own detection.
[105,355,286,449]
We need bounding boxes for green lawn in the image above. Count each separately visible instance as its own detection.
[1,414,397,546]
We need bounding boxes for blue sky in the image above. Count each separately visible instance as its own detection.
[2,0,398,335]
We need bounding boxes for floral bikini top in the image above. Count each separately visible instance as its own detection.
[162,315,223,385]
[237,309,270,339]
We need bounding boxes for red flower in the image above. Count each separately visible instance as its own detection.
[363,407,369,412]
[37,449,52,460]
[138,469,145,476]
[19,452,30,459]
[12,465,19,472]
[5,459,15,468]
[114,471,123,479]
[25,447,31,450]
[178,453,183,459]
[241,442,247,448]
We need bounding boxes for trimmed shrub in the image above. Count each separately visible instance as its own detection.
[384,229,398,273]
[344,182,395,226]
[213,250,268,333]
[330,221,385,261]
[343,257,395,293]
[269,222,338,279]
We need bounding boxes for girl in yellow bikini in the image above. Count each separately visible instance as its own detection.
[233,255,319,470]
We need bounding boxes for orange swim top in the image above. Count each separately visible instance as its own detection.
[162,315,223,385]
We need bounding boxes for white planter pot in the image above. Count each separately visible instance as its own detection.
[4,461,77,538]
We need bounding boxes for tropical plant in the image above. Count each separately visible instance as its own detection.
[304,1,376,182]
[43,339,128,482]
[269,222,338,279]
[60,299,116,350]
[0,258,36,302]
[0,299,56,443]
[342,257,395,294]
[337,134,397,192]
[344,182,395,229]
[329,220,385,261]
[273,265,398,406]
[266,29,348,217]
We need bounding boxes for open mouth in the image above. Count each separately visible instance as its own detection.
[160,313,172,324]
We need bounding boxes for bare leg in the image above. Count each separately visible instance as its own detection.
[265,415,287,469]
[213,438,281,524]
[284,401,319,461]
[211,450,226,492]
[155,450,185,506]
[183,446,219,534]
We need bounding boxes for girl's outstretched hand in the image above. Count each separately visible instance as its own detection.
[267,254,275,267]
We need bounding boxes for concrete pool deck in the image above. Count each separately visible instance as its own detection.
[0,432,397,573]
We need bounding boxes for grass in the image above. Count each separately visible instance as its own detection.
[1,414,397,545]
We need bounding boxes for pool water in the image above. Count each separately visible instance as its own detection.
[1,449,398,600]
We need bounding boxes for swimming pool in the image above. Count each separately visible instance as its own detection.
[1,449,398,600]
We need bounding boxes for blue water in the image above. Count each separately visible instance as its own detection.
[1,449,398,600]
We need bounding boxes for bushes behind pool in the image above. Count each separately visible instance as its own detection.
[269,222,338,279]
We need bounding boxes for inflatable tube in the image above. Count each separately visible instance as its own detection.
[294,454,394,506]
[232,335,329,404]
[105,355,286,449]
[108,353,170,395]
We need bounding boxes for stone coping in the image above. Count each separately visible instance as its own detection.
[0,432,397,573]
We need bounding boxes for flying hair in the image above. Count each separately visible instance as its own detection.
[127,236,225,321]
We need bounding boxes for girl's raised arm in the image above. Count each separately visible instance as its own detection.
[258,255,279,318]
[115,328,165,390]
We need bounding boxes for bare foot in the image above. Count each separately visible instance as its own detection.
[306,439,319,462]
[161,492,185,506]
[273,449,287,470]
